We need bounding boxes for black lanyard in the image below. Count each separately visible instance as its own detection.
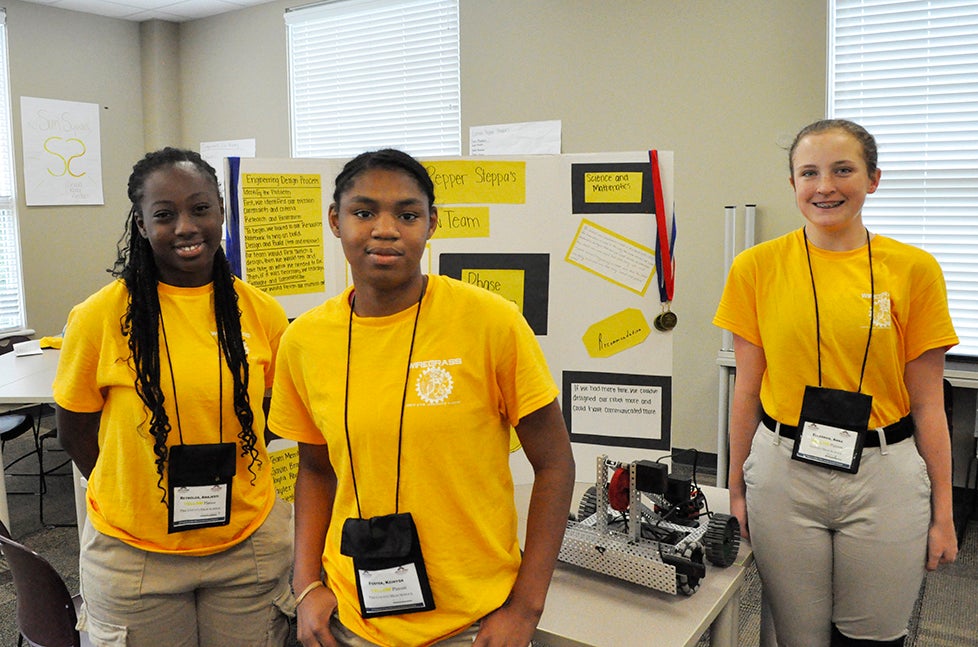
[802,227,875,392]
[343,278,426,519]
[160,307,224,444]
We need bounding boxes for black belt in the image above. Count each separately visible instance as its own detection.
[761,411,914,447]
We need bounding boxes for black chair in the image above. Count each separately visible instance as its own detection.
[1,336,72,527]
[37,416,75,527]
[0,532,92,647]
[1,336,46,498]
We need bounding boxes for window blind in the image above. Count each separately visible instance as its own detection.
[286,0,460,159]
[829,0,978,358]
[0,10,27,333]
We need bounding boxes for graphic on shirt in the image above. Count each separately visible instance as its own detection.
[415,366,455,404]
[865,292,892,329]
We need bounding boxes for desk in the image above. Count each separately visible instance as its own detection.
[0,349,85,534]
[515,482,752,647]
[0,348,59,411]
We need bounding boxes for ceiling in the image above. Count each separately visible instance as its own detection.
[17,0,276,23]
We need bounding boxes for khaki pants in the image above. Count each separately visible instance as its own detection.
[77,497,295,647]
[329,614,482,646]
[744,422,931,646]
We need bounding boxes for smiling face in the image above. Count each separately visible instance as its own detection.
[329,167,438,314]
[790,128,881,248]
[135,161,225,287]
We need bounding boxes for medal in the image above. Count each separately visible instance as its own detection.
[650,150,678,333]
[654,306,678,331]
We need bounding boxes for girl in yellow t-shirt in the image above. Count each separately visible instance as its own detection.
[271,149,575,647]
[54,148,293,646]
[715,120,957,646]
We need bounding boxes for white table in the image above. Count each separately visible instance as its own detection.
[0,349,85,534]
[515,482,752,647]
[0,348,59,411]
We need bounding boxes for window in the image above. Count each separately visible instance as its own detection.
[0,9,26,334]
[829,0,978,358]
[286,0,460,159]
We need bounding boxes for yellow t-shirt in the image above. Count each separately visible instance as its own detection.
[714,229,958,427]
[270,275,558,647]
[53,279,289,555]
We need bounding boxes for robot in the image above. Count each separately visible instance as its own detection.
[558,454,741,596]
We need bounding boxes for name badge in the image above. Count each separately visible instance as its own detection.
[791,385,871,474]
[172,484,230,527]
[356,563,429,616]
[168,442,236,533]
[793,421,864,472]
[340,512,436,618]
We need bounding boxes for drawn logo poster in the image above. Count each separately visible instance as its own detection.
[20,97,104,206]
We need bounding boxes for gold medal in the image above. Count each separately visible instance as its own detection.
[654,309,678,332]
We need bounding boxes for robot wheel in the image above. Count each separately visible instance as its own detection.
[704,513,741,568]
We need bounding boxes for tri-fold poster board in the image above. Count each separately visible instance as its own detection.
[226,151,675,484]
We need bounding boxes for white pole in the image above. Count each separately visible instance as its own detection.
[722,206,736,351]
[745,203,756,248]
[718,205,739,485]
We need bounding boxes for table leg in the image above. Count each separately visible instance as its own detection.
[0,457,9,532]
[710,587,740,647]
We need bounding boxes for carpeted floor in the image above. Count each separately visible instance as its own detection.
[3,431,978,646]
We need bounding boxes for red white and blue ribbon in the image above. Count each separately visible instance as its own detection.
[650,149,677,306]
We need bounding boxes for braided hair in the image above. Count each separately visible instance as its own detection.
[111,147,261,504]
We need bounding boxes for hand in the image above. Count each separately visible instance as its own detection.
[926,518,958,571]
[472,602,538,647]
[729,490,750,541]
[296,585,340,647]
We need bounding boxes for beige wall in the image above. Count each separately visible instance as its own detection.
[7,1,145,340]
[456,0,826,455]
[10,0,827,459]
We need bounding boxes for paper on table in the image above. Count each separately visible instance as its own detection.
[13,339,42,356]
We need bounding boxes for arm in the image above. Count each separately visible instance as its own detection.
[904,347,958,570]
[475,399,575,647]
[55,405,101,479]
[728,334,767,540]
[292,442,341,647]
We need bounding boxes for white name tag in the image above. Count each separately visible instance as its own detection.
[357,563,428,615]
[172,484,230,527]
[794,421,861,471]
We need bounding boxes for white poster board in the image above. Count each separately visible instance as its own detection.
[230,152,675,482]
[20,97,104,206]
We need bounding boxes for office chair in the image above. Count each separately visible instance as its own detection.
[1,336,46,500]
[1,336,73,527]
[37,418,75,527]
[0,533,92,647]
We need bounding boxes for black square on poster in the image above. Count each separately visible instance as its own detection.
[561,370,671,450]
[439,253,550,335]
[571,163,654,214]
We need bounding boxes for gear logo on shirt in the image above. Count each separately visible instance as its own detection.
[866,292,892,329]
[415,366,454,404]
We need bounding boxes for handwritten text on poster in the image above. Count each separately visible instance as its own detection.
[241,174,324,296]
